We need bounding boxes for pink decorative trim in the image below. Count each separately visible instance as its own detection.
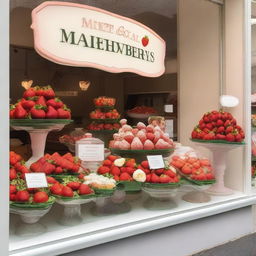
[31,1,166,77]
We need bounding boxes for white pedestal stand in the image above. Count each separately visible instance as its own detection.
[192,142,244,196]
[11,123,66,167]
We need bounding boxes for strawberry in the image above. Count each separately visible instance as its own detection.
[235,134,242,142]
[110,166,120,176]
[146,174,151,182]
[78,184,93,195]
[143,139,155,150]
[10,105,16,119]
[67,182,81,191]
[107,155,119,162]
[78,173,85,180]
[206,173,214,180]
[57,106,71,119]
[21,99,35,110]
[16,190,30,202]
[98,166,110,174]
[151,173,160,183]
[35,86,45,96]
[46,106,58,119]
[191,130,198,139]
[142,168,150,174]
[182,163,193,174]
[36,96,47,107]
[159,174,171,183]
[155,168,164,175]
[119,172,132,181]
[47,98,64,109]
[224,120,232,127]
[10,194,16,201]
[10,185,16,194]
[125,167,135,175]
[23,88,36,98]
[165,170,176,178]
[225,126,234,134]
[33,191,49,203]
[216,134,226,140]
[114,175,119,181]
[216,119,224,127]
[40,161,55,174]
[226,133,235,142]
[62,153,74,162]
[203,132,215,140]
[46,176,58,184]
[205,123,213,130]
[120,167,128,173]
[30,161,42,172]
[30,105,46,119]
[14,104,27,119]
[146,133,155,141]
[141,160,149,169]
[125,159,136,168]
[217,126,225,133]
[50,183,63,195]
[43,86,55,99]
[10,168,17,180]
[61,186,74,197]
[103,159,112,166]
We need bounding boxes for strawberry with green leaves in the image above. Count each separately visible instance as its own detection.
[30,104,46,119]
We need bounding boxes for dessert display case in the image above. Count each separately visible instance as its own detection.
[0,0,255,256]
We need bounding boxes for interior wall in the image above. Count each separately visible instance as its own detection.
[178,0,220,147]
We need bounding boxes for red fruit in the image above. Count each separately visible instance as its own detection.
[50,183,63,195]
[225,126,234,134]
[30,162,42,172]
[206,173,214,180]
[165,170,176,178]
[10,194,16,201]
[35,87,45,96]
[110,166,121,176]
[78,173,85,180]
[21,100,35,110]
[155,139,170,149]
[124,134,134,144]
[36,96,47,107]
[61,186,74,197]
[143,139,155,150]
[57,107,71,119]
[146,174,151,182]
[10,185,16,194]
[30,105,46,119]
[143,168,150,174]
[125,159,136,168]
[47,98,64,109]
[125,167,135,175]
[97,166,110,174]
[141,36,149,47]
[146,133,155,141]
[40,161,55,175]
[33,191,49,203]
[103,159,112,166]
[155,168,164,175]
[141,160,149,169]
[216,119,224,127]
[235,134,243,142]
[16,190,30,202]
[217,126,225,133]
[200,159,211,166]
[182,163,193,174]
[120,167,128,173]
[203,133,215,140]
[151,173,160,183]
[205,123,213,130]
[119,172,132,181]
[46,106,58,119]
[191,130,198,139]
[23,88,36,98]
[114,175,119,181]
[159,174,171,183]
[216,134,226,140]
[131,137,143,150]
[14,105,27,119]
[10,168,17,180]
[78,184,93,195]
[43,86,55,99]
[224,120,232,127]
[67,182,81,191]
[226,133,235,142]
[46,176,58,184]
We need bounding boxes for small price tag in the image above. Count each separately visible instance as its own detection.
[77,144,104,161]
[147,155,165,169]
[25,173,48,188]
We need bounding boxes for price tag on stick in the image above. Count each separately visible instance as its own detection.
[25,173,48,188]
[147,155,165,169]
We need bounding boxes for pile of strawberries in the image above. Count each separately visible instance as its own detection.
[50,176,94,198]
[97,155,137,181]
[10,85,71,119]
[90,109,120,120]
[94,96,116,107]
[127,106,157,114]
[170,155,215,181]
[30,152,83,175]
[109,120,174,150]
[138,160,180,184]
[10,151,52,203]
[191,110,244,142]
[87,122,120,131]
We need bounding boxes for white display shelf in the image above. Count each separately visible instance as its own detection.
[9,190,256,256]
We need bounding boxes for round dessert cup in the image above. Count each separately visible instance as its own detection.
[10,119,73,167]
[142,183,180,210]
[191,139,245,195]
[10,203,53,236]
[55,195,96,226]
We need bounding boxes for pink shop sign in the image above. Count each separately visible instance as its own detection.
[31,1,166,77]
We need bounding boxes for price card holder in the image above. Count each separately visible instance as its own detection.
[25,173,48,188]
[147,155,165,169]
[78,144,104,161]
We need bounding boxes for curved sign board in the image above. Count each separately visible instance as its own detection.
[31,2,166,77]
